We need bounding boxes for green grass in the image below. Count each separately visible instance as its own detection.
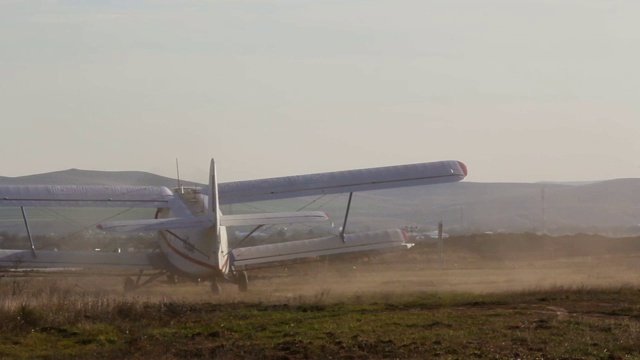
[1,280,640,359]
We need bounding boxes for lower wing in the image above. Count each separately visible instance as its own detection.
[231,229,411,268]
[0,250,166,271]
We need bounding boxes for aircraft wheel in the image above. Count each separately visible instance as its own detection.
[237,271,249,293]
[123,276,135,292]
[210,281,221,295]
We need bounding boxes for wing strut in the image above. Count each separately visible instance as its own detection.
[234,224,265,250]
[20,207,37,258]
[339,192,354,243]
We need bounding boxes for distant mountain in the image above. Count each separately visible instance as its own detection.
[1,169,639,237]
[352,179,640,236]
[0,169,202,187]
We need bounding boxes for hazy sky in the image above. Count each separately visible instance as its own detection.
[1,1,639,183]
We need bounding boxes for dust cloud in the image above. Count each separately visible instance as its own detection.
[37,233,640,304]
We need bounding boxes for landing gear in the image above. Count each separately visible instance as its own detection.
[123,276,135,292]
[121,271,167,293]
[236,271,249,293]
[166,274,177,285]
[210,280,221,295]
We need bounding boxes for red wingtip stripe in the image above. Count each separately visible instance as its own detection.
[457,161,468,176]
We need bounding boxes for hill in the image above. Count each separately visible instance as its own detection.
[352,179,640,236]
[1,169,639,236]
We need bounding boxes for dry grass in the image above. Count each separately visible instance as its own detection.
[1,233,640,358]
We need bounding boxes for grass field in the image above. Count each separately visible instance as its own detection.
[2,234,640,359]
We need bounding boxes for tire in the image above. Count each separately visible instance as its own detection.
[237,271,249,293]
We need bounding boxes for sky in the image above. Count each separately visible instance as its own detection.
[1,0,639,184]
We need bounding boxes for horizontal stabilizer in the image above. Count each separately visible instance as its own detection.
[220,211,327,227]
[98,217,212,233]
[231,229,412,267]
[0,250,166,270]
[98,211,327,232]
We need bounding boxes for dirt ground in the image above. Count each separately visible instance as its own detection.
[46,233,640,303]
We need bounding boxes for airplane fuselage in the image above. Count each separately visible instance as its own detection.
[156,187,226,279]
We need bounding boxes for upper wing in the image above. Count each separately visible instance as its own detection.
[0,160,467,208]
[218,160,467,204]
[0,185,173,208]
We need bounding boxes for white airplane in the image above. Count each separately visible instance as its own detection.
[0,159,467,294]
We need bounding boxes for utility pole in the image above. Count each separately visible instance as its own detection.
[438,221,444,269]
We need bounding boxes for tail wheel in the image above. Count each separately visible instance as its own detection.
[237,271,249,292]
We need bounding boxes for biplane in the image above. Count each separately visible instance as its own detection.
[0,159,467,294]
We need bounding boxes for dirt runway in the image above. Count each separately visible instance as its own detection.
[27,234,640,303]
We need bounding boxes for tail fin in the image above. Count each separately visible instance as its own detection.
[208,158,220,225]
[209,159,230,274]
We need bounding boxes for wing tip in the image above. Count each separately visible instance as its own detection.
[457,161,468,177]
